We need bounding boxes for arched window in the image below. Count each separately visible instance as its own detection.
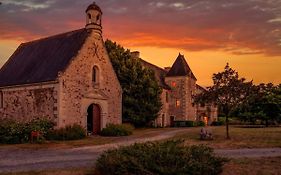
[88,13,92,23]
[92,66,99,84]
[88,13,92,19]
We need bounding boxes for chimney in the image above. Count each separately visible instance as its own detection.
[130,51,140,58]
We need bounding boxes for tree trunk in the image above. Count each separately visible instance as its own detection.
[226,115,230,139]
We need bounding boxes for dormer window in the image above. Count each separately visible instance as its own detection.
[92,66,99,85]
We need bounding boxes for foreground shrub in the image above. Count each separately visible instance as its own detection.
[46,124,86,141]
[0,118,54,144]
[100,123,134,136]
[95,140,228,175]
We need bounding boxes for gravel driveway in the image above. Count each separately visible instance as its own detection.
[0,128,281,173]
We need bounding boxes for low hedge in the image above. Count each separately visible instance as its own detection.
[46,124,86,141]
[173,121,206,127]
[0,118,54,144]
[100,123,134,136]
[95,140,228,175]
[211,121,225,126]
[173,121,195,127]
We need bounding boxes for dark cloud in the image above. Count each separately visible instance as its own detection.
[0,0,280,56]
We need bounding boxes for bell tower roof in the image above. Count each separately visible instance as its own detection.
[85,2,102,34]
[86,2,102,13]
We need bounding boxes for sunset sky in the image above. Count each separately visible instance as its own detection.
[0,0,281,87]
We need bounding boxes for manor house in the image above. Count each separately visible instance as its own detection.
[132,52,217,127]
[0,2,217,133]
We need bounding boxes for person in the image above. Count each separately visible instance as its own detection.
[200,127,207,140]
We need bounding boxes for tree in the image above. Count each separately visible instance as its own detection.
[195,63,252,139]
[105,40,162,127]
[235,83,281,126]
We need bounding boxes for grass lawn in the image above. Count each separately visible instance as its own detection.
[0,127,176,149]
[0,168,94,175]
[222,156,281,175]
[1,126,280,149]
[173,126,281,149]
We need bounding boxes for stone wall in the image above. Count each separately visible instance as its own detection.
[165,76,196,121]
[58,31,122,129]
[155,89,170,127]
[0,83,58,123]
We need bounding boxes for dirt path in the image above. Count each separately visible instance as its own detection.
[0,128,281,173]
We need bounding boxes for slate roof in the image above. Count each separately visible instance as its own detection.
[166,53,197,80]
[139,59,171,90]
[0,28,90,87]
[196,84,207,92]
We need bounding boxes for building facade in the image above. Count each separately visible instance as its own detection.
[0,3,122,134]
[133,52,218,127]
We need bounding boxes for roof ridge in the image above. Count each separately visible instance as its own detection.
[22,28,86,46]
[139,58,167,72]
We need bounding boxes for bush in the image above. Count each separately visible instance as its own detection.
[211,121,225,126]
[0,118,54,144]
[173,121,195,127]
[100,123,134,136]
[95,140,228,175]
[46,124,86,141]
[195,121,206,127]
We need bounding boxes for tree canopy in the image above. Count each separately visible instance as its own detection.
[235,83,281,126]
[105,40,162,127]
[195,63,252,139]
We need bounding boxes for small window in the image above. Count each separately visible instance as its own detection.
[176,100,180,107]
[92,66,99,84]
[96,15,100,21]
[0,91,3,108]
[171,81,176,87]
[88,13,92,19]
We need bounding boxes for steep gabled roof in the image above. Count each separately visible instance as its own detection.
[166,53,197,80]
[0,28,90,87]
[139,59,171,90]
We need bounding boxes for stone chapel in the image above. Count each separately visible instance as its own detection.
[0,2,122,134]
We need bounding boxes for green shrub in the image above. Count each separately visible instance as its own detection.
[95,140,228,175]
[46,124,86,141]
[173,121,195,127]
[195,121,206,126]
[0,118,54,144]
[100,123,134,136]
[211,121,224,126]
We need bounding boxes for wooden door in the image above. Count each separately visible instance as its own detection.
[92,104,101,134]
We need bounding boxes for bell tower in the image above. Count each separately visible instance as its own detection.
[85,2,102,35]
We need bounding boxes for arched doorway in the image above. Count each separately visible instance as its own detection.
[87,104,101,134]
